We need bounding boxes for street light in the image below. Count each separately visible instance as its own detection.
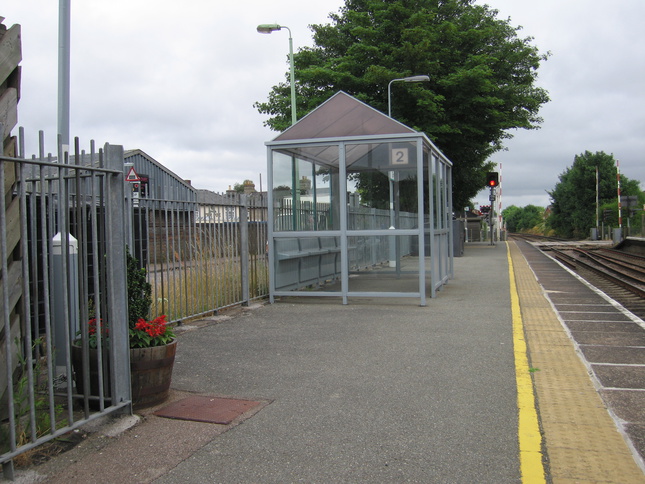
[387,75,430,117]
[258,24,299,229]
[386,75,429,267]
[257,23,297,125]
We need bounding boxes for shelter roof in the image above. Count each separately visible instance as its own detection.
[272,91,416,142]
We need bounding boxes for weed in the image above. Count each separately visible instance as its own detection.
[149,238,268,322]
[1,337,67,464]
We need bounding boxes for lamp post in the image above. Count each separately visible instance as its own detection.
[387,75,430,117]
[58,0,71,154]
[258,24,299,229]
[385,75,429,267]
[257,24,297,125]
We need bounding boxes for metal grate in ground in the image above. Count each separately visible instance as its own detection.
[154,395,264,425]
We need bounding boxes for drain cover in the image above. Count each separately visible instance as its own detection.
[154,395,262,424]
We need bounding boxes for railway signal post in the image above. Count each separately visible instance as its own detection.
[486,172,499,246]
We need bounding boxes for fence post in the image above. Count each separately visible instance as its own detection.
[240,194,250,306]
[0,122,15,481]
[103,144,131,410]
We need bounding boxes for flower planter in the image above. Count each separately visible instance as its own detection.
[130,338,177,409]
[71,344,112,409]
[72,339,177,409]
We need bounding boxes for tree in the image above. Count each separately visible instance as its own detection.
[502,205,522,232]
[255,0,550,209]
[126,249,152,330]
[502,204,544,233]
[233,180,257,194]
[547,151,642,238]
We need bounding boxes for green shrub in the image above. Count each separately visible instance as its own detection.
[126,248,152,329]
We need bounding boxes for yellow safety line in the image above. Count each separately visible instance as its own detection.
[507,242,546,483]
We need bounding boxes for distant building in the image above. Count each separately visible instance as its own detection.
[197,187,267,223]
[124,149,196,202]
[123,149,196,265]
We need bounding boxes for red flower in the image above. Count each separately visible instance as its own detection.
[88,318,97,335]
[135,315,169,338]
[130,315,173,348]
[81,317,108,349]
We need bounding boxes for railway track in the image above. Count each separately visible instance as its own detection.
[550,247,645,299]
[553,248,645,323]
[509,233,645,320]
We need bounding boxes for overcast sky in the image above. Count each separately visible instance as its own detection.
[3,0,644,210]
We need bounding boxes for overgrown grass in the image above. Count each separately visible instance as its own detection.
[149,242,268,322]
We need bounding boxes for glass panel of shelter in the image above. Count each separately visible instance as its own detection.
[343,140,422,293]
[345,141,418,231]
[272,146,340,232]
[270,138,434,297]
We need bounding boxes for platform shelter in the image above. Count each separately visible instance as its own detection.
[265,91,453,305]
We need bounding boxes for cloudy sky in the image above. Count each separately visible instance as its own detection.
[3,0,644,210]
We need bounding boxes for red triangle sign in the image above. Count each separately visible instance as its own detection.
[126,166,140,182]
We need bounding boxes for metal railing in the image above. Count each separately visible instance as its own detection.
[128,194,269,323]
[1,131,131,479]
[1,129,270,477]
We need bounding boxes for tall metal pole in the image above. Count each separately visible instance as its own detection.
[286,28,296,126]
[386,75,429,265]
[617,159,622,230]
[388,80,395,117]
[282,27,299,228]
[489,186,496,246]
[58,0,71,154]
[595,165,599,238]
[387,75,430,118]
[497,163,503,240]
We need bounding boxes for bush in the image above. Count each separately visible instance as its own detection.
[126,248,152,329]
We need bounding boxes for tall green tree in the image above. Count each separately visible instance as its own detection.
[547,151,642,238]
[503,204,544,233]
[255,0,550,209]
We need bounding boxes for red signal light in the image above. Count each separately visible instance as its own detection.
[486,172,499,187]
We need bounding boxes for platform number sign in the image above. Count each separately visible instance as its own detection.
[391,147,409,166]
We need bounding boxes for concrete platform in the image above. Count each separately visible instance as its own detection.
[6,241,645,483]
[510,241,645,483]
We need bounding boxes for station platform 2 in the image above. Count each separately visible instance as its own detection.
[11,240,645,484]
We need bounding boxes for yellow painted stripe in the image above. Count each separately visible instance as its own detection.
[507,243,546,484]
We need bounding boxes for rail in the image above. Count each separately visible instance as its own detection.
[550,247,645,299]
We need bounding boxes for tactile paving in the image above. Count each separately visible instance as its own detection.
[509,242,645,482]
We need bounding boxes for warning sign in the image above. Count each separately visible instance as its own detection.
[126,166,140,182]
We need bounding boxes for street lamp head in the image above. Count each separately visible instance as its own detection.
[257,24,282,34]
[387,75,431,117]
[257,22,297,124]
[401,75,430,83]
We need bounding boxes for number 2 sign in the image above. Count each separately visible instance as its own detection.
[391,148,409,166]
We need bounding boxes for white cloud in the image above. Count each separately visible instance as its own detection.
[4,0,645,208]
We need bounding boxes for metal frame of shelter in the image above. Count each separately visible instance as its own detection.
[265,91,453,306]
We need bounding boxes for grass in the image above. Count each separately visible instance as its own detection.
[149,243,269,323]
